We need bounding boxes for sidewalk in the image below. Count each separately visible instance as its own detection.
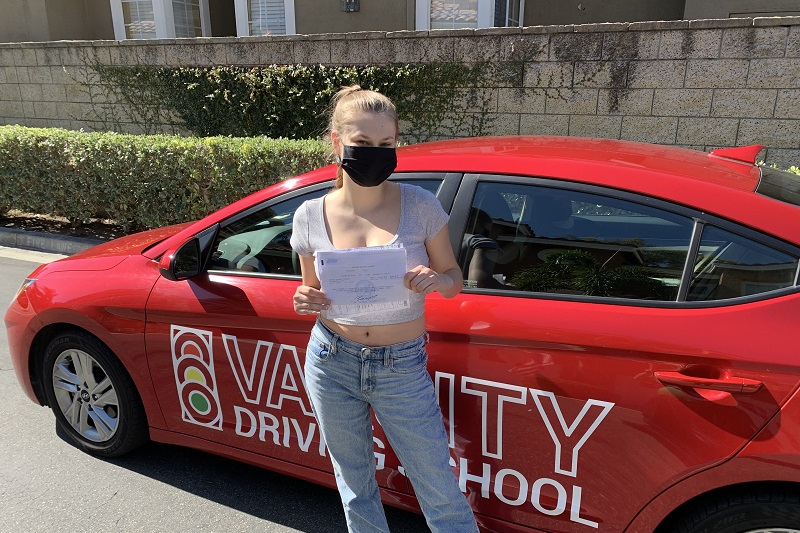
[0,226,105,256]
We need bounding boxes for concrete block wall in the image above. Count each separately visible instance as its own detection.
[1,16,799,165]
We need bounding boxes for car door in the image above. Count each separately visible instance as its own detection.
[424,174,800,532]
[144,173,456,493]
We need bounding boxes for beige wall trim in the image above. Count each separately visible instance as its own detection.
[1,15,799,166]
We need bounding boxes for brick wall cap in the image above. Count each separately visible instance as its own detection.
[629,20,689,31]
[384,30,428,39]
[36,41,69,48]
[271,34,305,41]
[475,27,521,36]
[307,32,348,40]
[234,35,274,43]
[753,16,800,27]
[427,28,476,37]
[522,24,574,34]
[208,37,240,44]
[574,22,629,33]
[59,40,103,47]
[689,18,752,29]
[344,31,387,40]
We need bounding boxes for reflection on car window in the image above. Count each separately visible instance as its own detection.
[210,189,327,275]
[757,166,800,207]
[395,179,441,195]
[687,226,799,301]
[209,178,444,276]
[459,182,695,301]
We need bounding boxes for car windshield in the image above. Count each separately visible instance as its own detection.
[757,166,800,207]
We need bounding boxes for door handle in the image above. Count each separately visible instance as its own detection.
[654,371,763,394]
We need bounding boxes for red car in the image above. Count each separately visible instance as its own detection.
[6,137,800,533]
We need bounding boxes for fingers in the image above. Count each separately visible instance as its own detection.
[293,286,331,316]
[404,266,442,294]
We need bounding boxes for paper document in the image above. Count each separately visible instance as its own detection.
[315,246,410,319]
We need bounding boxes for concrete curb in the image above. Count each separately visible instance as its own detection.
[0,227,106,256]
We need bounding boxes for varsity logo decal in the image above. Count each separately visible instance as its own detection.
[171,325,223,430]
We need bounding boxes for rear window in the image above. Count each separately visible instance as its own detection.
[757,166,800,207]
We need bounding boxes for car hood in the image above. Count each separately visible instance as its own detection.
[35,223,193,274]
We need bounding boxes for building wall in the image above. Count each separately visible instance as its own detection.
[0,0,51,42]
[295,0,414,35]
[685,0,800,19]
[45,0,114,41]
[524,0,685,27]
[1,16,799,166]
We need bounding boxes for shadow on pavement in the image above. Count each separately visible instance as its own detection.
[56,424,429,532]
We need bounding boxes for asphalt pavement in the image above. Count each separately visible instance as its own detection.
[0,240,430,532]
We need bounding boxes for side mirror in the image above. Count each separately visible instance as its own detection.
[159,238,201,281]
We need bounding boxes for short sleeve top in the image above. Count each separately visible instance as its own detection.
[290,183,449,326]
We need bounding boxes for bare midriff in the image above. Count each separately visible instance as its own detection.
[320,315,426,346]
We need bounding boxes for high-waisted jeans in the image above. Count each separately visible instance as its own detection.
[304,319,478,533]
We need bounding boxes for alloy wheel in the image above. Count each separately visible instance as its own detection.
[52,348,119,442]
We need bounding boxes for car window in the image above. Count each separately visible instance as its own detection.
[459,182,695,301]
[687,225,799,301]
[209,189,327,275]
[209,177,444,276]
[757,166,800,207]
[395,178,441,195]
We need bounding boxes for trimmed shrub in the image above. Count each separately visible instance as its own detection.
[0,125,328,230]
[90,63,498,141]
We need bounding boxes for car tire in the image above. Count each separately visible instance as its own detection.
[664,487,800,533]
[42,330,148,458]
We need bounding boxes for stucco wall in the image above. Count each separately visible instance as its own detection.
[0,0,51,43]
[295,0,414,35]
[684,0,800,19]
[44,0,114,41]
[1,16,799,165]
[524,0,685,27]
[0,0,114,42]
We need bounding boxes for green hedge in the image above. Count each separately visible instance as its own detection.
[91,63,496,141]
[0,125,328,230]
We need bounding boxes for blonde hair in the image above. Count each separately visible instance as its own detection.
[327,85,398,189]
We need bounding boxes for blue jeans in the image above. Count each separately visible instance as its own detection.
[305,320,478,533]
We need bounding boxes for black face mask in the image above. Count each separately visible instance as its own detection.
[340,145,397,187]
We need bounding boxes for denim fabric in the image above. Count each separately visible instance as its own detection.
[305,320,478,533]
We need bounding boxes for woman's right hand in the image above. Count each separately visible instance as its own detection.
[293,285,331,316]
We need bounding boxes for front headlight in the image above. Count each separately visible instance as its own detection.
[12,278,36,304]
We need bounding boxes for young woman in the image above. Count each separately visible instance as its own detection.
[290,86,478,533]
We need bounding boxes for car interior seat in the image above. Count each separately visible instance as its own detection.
[472,191,522,276]
[530,192,596,239]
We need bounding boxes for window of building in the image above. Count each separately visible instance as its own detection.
[172,0,203,38]
[416,0,523,30]
[234,0,295,36]
[249,0,285,36]
[120,0,157,39]
[494,0,523,27]
[110,0,209,39]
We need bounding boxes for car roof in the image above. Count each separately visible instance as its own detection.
[392,136,761,192]
[147,136,800,259]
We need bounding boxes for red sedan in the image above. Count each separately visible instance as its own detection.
[5,137,800,533]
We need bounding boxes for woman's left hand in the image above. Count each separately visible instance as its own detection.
[404,265,453,295]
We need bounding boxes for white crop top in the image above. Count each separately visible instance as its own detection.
[290,183,449,326]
